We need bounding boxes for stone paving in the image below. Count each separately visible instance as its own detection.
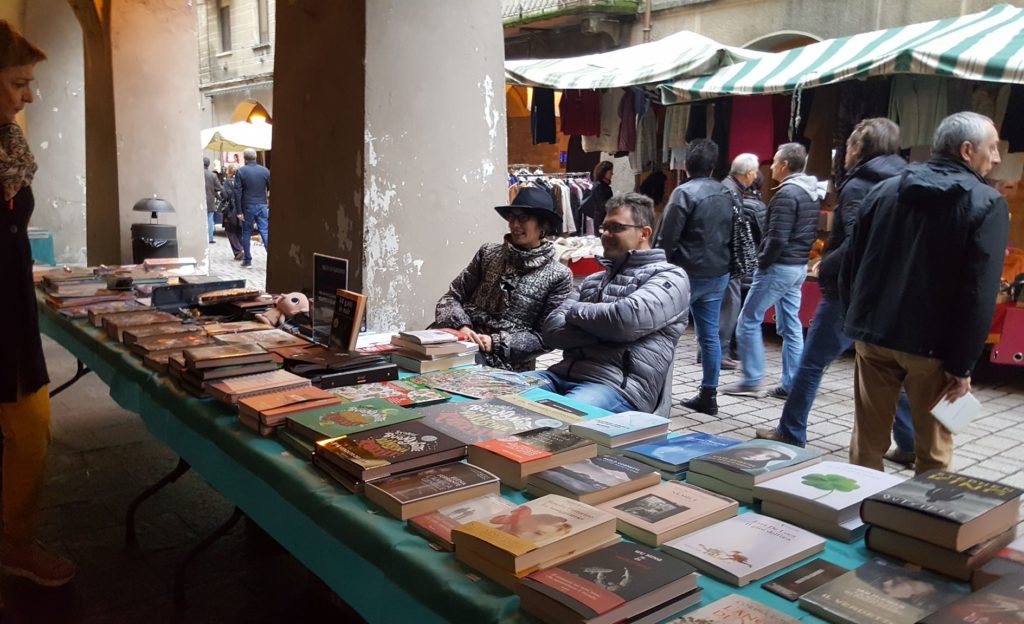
[208,226,267,291]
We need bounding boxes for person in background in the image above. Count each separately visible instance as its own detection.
[756,118,916,468]
[655,139,734,416]
[534,192,690,413]
[432,187,573,371]
[842,112,1008,474]
[581,160,614,228]
[235,147,270,267]
[203,156,222,244]
[221,163,244,261]
[0,19,75,589]
[721,143,820,399]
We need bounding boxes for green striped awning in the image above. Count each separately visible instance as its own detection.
[505,30,767,89]
[660,3,1024,104]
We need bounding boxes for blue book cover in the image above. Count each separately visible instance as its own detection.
[624,433,742,472]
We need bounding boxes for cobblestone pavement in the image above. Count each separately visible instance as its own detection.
[208,227,267,291]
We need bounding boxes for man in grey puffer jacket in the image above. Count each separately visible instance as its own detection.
[532,192,690,413]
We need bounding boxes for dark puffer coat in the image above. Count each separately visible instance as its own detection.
[759,173,820,270]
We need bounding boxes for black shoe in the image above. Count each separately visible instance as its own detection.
[883,448,916,468]
[680,386,718,416]
[766,385,789,399]
[241,261,252,267]
[720,358,739,370]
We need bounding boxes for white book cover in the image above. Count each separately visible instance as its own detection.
[931,392,981,434]
[753,461,906,523]
[663,513,824,580]
[570,411,669,437]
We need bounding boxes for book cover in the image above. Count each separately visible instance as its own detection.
[286,399,420,441]
[624,433,743,472]
[408,366,546,400]
[974,536,1024,589]
[418,397,569,444]
[183,342,268,364]
[930,392,981,435]
[329,379,451,407]
[799,559,970,624]
[865,470,1023,525]
[122,322,198,344]
[689,439,820,481]
[398,329,462,345]
[570,411,668,440]
[315,420,464,473]
[475,428,591,464]
[330,288,367,352]
[673,594,802,624]
[599,481,737,536]
[408,493,516,549]
[529,456,659,498]
[368,462,498,504]
[753,461,906,523]
[214,328,310,349]
[920,572,1024,624]
[133,332,215,354]
[662,513,825,586]
[238,386,340,418]
[205,369,309,399]
[519,542,696,619]
[762,558,849,601]
[455,494,614,551]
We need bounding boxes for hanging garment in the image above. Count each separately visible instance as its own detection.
[833,78,891,180]
[560,89,601,136]
[802,84,838,178]
[711,99,732,179]
[531,87,556,144]
[663,104,690,164]
[728,95,775,162]
[618,88,638,152]
[685,103,709,142]
[582,88,625,153]
[889,75,948,149]
[630,110,659,173]
[1003,85,1024,152]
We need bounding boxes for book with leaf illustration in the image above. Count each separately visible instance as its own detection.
[329,379,451,407]
[407,366,547,400]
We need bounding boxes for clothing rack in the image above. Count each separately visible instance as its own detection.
[517,172,591,178]
[508,163,543,170]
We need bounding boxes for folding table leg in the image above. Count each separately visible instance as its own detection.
[125,457,191,544]
[174,506,245,602]
[49,359,92,398]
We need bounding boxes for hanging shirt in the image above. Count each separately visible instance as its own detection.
[618,88,638,152]
[1002,85,1024,152]
[630,110,659,173]
[728,95,774,162]
[889,75,948,149]
[663,104,690,164]
[560,89,601,136]
[582,88,624,153]
[531,87,556,144]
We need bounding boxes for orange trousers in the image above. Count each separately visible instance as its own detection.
[0,386,51,545]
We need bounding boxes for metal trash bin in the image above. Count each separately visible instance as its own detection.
[130,223,179,263]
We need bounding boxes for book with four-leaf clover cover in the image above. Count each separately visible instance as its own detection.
[752,461,906,542]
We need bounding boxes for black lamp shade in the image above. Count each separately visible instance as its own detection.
[133,197,175,214]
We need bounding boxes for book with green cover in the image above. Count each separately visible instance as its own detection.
[285,398,420,442]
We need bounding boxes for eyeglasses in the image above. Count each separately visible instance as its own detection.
[598,223,645,234]
[505,212,534,224]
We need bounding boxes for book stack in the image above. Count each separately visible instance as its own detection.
[390,330,479,373]
[972,535,1024,589]
[408,493,517,551]
[419,395,575,444]
[468,428,597,489]
[623,432,742,479]
[200,320,269,336]
[569,411,669,453]
[237,386,341,437]
[279,348,397,389]
[204,369,311,405]
[102,310,180,341]
[284,398,421,450]
[122,322,203,347]
[214,328,311,350]
[662,513,825,586]
[41,268,132,308]
[799,558,969,624]
[753,461,906,542]
[597,481,737,547]
[921,572,1024,623]
[526,456,660,505]
[861,470,1023,581]
[364,462,500,520]
[312,421,465,493]
[179,343,282,397]
[87,305,146,328]
[133,332,216,360]
[451,495,619,590]
[516,542,701,624]
[674,595,802,624]
[686,439,821,503]
[61,299,142,321]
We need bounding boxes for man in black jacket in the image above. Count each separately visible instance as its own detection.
[655,139,734,415]
[842,112,1008,474]
[722,143,820,398]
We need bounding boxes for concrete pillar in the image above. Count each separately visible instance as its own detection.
[270,0,508,332]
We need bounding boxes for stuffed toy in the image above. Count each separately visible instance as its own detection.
[256,292,309,327]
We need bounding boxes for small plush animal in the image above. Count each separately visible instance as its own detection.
[255,292,309,327]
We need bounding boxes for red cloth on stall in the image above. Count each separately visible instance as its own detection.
[560,89,601,136]
[728,95,775,162]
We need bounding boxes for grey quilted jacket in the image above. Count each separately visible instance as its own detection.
[542,248,690,412]
[433,237,573,371]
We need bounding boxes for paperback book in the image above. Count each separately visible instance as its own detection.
[314,420,466,481]
[597,481,738,546]
[237,386,342,426]
[470,427,597,489]
[204,369,311,405]
[408,366,546,400]
[329,379,451,407]
[408,493,517,551]
[920,572,1024,624]
[673,594,802,624]
[364,462,500,520]
[526,455,661,505]
[285,399,421,442]
[623,433,743,474]
[182,343,273,369]
[761,558,849,601]
[214,328,310,350]
[418,396,571,444]
[569,412,669,448]
[687,439,821,488]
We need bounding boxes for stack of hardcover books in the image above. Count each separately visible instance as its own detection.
[364,462,500,520]
[752,461,906,542]
[596,481,737,547]
[312,421,466,493]
[122,322,201,347]
[41,268,133,308]
[569,411,669,453]
[102,309,179,341]
[203,369,310,405]
[178,343,282,398]
[408,493,516,551]
[236,386,341,437]
[278,346,398,389]
[468,427,597,489]
[526,456,660,505]
[861,470,1023,581]
[623,432,742,480]
[390,329,479,373]
[516,542,701,624]
[141,334,218,372]
[685,439,820,503]
[451,495,619,590]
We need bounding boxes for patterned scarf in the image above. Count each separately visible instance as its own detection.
[0,122,36,204]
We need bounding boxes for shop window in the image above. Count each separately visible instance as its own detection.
[218,0,232,53]
[257,0,270,46]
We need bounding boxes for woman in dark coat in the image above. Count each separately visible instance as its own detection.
[582,160,614,228]
[0,20,75,587]
[433,187,573,371]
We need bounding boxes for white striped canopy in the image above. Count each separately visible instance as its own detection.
[660,3,1024,104]
[505,30,767,89]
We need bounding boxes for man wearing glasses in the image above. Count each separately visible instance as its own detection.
[530,193,690,413]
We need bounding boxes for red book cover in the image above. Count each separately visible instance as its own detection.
[529,568,625,614]
[475,438,552,463]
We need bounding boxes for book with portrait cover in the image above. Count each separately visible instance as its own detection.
[330,379,451,407]
[597,481,737,546]
[285,398,421,442]
[799,558,969,624]
[973,535,1024,590]
[920,572,1024,624]
[314,420,466,481]
[516,542,698,624]
[860,470,1022,551]
[418,396,571,444]
[662,512,825,586]
[526,455,660,505]
[761,558,849,601]
[687,439,821,488]
[408,493,517,551]
[364,462,500,520]
[624,432,743,474]
[674,594,802,624]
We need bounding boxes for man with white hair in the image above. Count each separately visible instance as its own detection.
[235,147,271,267]
[842,111,1008,473]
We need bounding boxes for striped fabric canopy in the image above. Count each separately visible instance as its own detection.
[660,3,1024,104]
[505,30,767,89]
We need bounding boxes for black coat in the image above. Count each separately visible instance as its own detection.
[818,154,906,299]
[760,175,820,269]
[842,158,1009,377]
[582,181,613,226]
[1,187,49,402]
[655,177,733,278]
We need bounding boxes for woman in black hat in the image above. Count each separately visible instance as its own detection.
[432,187,573,371]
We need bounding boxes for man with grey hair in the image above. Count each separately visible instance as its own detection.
[534,192,690,413]
[842,111,1008,474]
[235,147,271,266]
[722,142,820,399]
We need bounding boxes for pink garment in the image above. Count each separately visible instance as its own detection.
[728,95,775,162]
[617,88,638,152]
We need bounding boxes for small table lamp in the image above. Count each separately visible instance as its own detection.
[131,197,179,263]
[133,197,175,221]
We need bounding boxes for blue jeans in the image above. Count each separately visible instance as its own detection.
[207,212,215,242]
[689,274,730,388]
[526,371,635,413]
[776,297,915,451]
[241,204,269,263]
[736,263,806,388]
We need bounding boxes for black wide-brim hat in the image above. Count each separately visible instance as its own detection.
[495,186,562,229]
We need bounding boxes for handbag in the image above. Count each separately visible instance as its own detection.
[728,194,757,278]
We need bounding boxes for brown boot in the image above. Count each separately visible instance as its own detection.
[0,541,76,587]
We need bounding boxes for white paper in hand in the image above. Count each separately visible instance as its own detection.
[930,392,981,434]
